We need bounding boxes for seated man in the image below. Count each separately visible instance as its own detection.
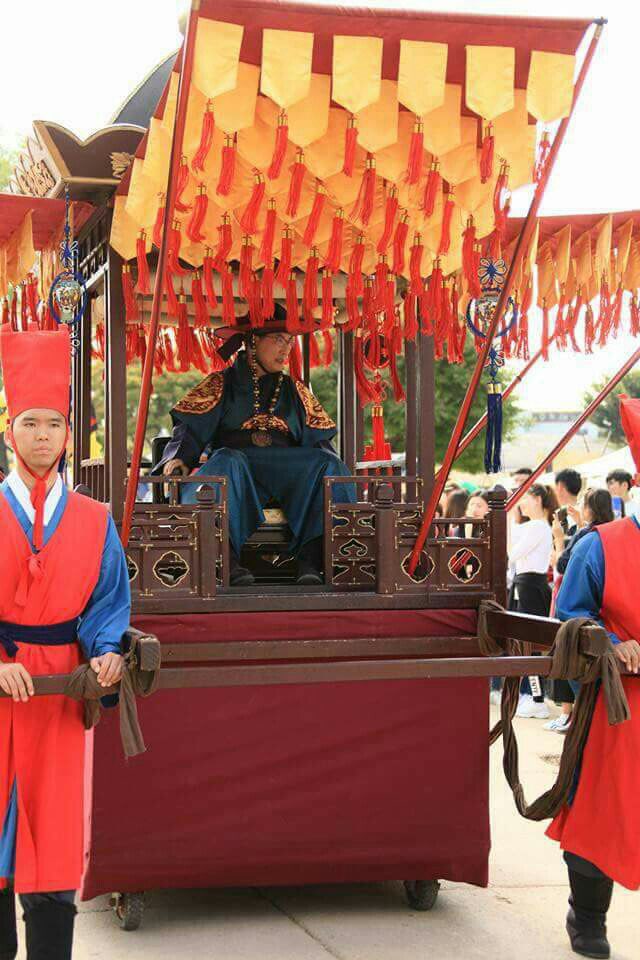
[157,309,355,586]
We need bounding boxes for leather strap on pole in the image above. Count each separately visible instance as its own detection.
[478,599,629,821]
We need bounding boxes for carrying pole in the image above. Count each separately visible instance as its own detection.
[120,1,201,546]
[507,344,640,510]
[408,20,606,573]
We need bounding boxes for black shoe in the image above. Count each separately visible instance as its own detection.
[566,869,613,959]
[296,537,323,585]
[24,900,76,960]
[230,550,255,587]
[0,890,17,960]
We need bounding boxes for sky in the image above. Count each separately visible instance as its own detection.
[1,0,637,412]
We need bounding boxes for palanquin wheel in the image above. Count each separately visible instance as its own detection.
[403,879,440,911]
[112,891,145,930]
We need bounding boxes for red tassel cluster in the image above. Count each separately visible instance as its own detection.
[321,270,334,328]
[534,130,551,185]
[420,261,443,335]
[406,118,425,185]
[276,229,293,290]
[217,135,236,196]
[343,116,357,177]
[480,123,494,183]
[240,172,265,235]
[122,264,139,323]
[423,161,441,217]
[260,198,277,264]
[493,162,509,247]
[354,332,378,404]
[584,304,596,354]
[303,249,320,326]
[288,336,303,381]
[167,221,190,277]
[174,156,191,213]
[135,231,151,295]
[377,186,398,255]
[186,184,208,244]
[286,149,306,219]
[240,237,254,302]
[409,233,424,296]
[286,274,299,331]
[203,251,218,308]
[152,194,166,249]
[392,212,409,276]
[268,111,289,179]
[438,188,455,255]
[213,214,233,270]
[365,405,392,461]
[303,183,326,247]
[462,218,482,299]
[325,208,344,274]
[221,265,235,325]
[191,271,209,328]
[192,102,215,173]
[631,295,640,337]
[164,270,179,318]
[353,155,376,226]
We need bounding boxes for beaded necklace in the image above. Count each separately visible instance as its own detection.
[249,348,284,447]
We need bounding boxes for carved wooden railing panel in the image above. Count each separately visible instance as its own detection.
[78,458,107,502]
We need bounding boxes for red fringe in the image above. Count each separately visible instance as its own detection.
[438,192,455,255]
[240,239,253,301]
[406,119,425,185]
[584,304,596,354]
[374,259,389,312]
[354,335,376,404]
[409,235,424,296]
[249,274,262,327]
[631,295,640,337]
[191,271,209,327]
[203,253,218,308]
[345,279,361,331]
[289,337,303,381]
[463,220,481,298]
[275,230,293,289]
[93,322,105,362]
[480,125,494,184]
[176,299,191,371]
[135,232,151,295]
[268,111,289,180]
[389,329,406,402]
[186,186,208,244]
[348,235,365,296]
[309,332,321,368]
[174,157,191,213]
[261,266,275,320]
[534,130,551,185]
[325,209,344,274]
[367,407,391,460]
[25,276,39,326]
[221,266,235,325]
[216,136,236,196]
[303,184,326,247]
[611,285,623,334]
[343,116,357,177]
[286,150,306,218]
[152,195,166,249]
[303,252,320,326]
[286,274,299,331]
[385,277,396,334]
[391,213,409,276]
[322,328,334,366]
[192,102,215,173]
[321,271,334,328]
[377,188,399,255]
[403,292,418,340]
[122,265,139,323]
[421,263,443,335]
[423,163,441,217]
[542,302,550,360]
[597,279,612,346]
[167,222,190,276]
[136,323,147,365]
[164,270,179,318]
[353,156,376,226]
[258,202,276,268]
[213,216,233,270]
[240,173,265,235]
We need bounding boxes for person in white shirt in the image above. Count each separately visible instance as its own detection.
[606,469,640,520]
[508,483,556,719]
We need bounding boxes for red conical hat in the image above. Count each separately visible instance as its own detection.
[0,326,71,421]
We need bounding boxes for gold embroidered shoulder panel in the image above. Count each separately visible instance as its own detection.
[294,381,336,431]
[173,372,224,415]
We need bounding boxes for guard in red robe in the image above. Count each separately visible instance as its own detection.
[547,395,640,959]
[0,326,130,960]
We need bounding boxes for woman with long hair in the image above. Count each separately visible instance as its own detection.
[444,489,470,537]
[508,484,557,718]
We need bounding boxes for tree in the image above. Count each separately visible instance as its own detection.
[0,141,19,191]
[583,370,640,446]
[311,339,522,473]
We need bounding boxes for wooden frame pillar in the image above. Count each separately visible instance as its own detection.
[72,296,92,488]
[417,334,435,511]
[404,339,418,502]
[338,330,356,472]
[104,242,127,523]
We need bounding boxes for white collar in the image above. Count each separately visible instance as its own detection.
[5,470,64,526]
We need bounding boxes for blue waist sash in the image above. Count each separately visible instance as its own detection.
[0,619,79,658]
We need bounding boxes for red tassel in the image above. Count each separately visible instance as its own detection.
[10,292,17,331]
[362,279,375,325]
[260,199,277,264]
[389,330,406,402]
[268,111,289,180]
[409,234,424,296]
[190,328,209,373]
[534,129,551,185]
[354,333,377,404]
[240,237,254,301]
[286,274,299,331]
[192,101,215,173]
[377,187,399,255]
[174,156,191,213]
[610,284,623,334]
[462,219,481,299]
[542,301,550,361]
[261,266,275,320]
[275,229,293,289]
[385,275,396,334]
[289,337,303,381]
[321,270,334,328]
[152,194,166,248]
[421,262,443,335]
[240,172,265,236]
[392,212,409,276]
[345,278,361,331]
[186,184,208,244]
[122,265,139,322]
[325,208,344,274]
[343,115,357,177]
[584,304,596,354]
[303,250,320,325]
[136,322,147,365]
[374,258,389,312]
[403,292,418,340]
[93,322,105,361]
[25,276,39,326]
[438,189,455,255]
[303,183,326,247]
[217,135,236,196]
[631,294,640,337]
[286,149,306,219]
[349,235,365,297]
[176,297,191,371]
[213,214,233,270]
[322,328,334,366]
[221,266,235,325]
[353,155,376,226]
[423,161,441,217]
[191,271,209,328]
[248,273,262,328]
[203,251,218,308]
[164,270,179,318]
[135,231,151,295]
[366,406,391,460]
[597,278,612,346]
[167,221,190,276]
[406,118,425,185]
[309,331,321,368]
[480,124,494,184]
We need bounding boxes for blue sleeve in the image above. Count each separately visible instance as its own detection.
[77,515,131,658]
[555,531,620,644]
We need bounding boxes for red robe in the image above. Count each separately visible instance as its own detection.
[0,489,107,892]
[547,517,640,890]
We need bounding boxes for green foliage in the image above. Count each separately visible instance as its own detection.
[0,142,19,191]
[584,370,640,445]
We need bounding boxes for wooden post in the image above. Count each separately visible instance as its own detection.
[417,334,435,511]
[375,481,396,595]
[338,330,356,471]
[196,486,218,599]
[404,339,418,502]
[486,487,508,608]
[72,296,92,487]
[105,243,127,522]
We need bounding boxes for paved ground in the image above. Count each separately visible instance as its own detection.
[23,703,636,959]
